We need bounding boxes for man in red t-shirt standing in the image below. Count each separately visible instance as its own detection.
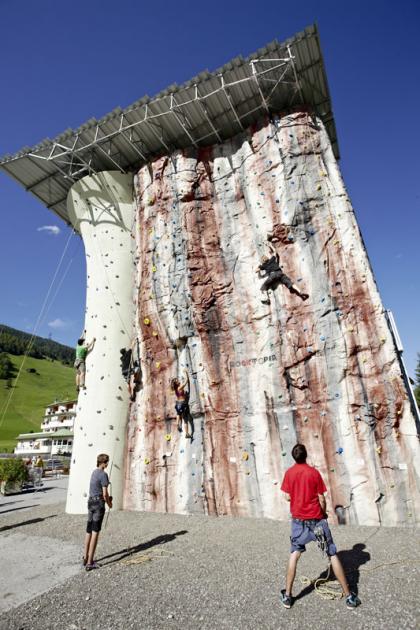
[280,444,361,609]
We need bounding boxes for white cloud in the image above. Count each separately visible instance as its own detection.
[37,225,61,236]
[48,318,69,329]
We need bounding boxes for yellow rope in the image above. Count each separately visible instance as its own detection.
[300,557,420,600]
[299,564,343,600]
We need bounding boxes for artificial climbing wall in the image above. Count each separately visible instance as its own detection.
[123,110,420,526]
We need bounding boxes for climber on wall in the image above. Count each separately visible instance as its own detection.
[170,369,193,439]
[120,339,142,401]
[74,333,96,391]
[256,242,309,305]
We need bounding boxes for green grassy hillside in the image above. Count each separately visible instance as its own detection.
[0,355,75,452]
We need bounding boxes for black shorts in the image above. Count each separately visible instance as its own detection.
[261,270,293,292]
[86,497,105,533]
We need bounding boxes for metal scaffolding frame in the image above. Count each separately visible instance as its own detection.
[27,55,297,180]
[0,24,339,224]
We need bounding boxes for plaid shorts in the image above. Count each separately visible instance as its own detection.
[290,518,337,556]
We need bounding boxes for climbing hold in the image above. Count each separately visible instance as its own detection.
[242,452,249,461]
[143,317,151,325]
[375,446,382,454]
[152,331,158,337]
[282,451,287,456]
[165,434,171,441]
[337,447,343,455]
[330,467,335,472]
[152,265,157,272]
[144,458,150,465]
[156,362,161,369]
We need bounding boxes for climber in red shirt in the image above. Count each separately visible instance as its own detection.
[280,444,361,609]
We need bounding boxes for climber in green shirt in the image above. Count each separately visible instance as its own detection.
[74,333,96,391]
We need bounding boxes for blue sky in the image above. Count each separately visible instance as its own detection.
[0,0,419,377]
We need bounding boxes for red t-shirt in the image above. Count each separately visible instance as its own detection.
[281,463,327,519]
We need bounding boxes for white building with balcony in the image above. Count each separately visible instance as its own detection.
[14,399,76,459]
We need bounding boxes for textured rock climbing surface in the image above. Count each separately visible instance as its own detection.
[123,110,419,526]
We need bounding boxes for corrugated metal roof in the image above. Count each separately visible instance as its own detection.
[0,24,338,225]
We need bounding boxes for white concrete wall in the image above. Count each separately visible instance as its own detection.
[66,171,135,513]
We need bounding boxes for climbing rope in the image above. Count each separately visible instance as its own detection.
[300,563,343,600]
[0,227,76,429]
[300,556,420,601]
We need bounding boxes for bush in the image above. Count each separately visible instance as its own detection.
[0,459,28,483]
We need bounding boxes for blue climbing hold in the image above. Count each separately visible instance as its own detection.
[337,447,343,455]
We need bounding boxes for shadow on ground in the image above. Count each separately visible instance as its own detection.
[294,543,371,601]
[98,530,188,565]
[0,515,57,533]
[0,505,39,516]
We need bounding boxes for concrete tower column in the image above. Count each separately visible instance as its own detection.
[66,171,135,514]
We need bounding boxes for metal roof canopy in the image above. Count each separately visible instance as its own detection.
[0,24,338,225]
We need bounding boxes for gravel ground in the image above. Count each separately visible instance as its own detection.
[0,501,419,630]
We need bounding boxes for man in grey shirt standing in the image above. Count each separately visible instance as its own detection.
[83,453,112,571]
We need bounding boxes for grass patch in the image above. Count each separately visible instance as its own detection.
[0,355,75,452]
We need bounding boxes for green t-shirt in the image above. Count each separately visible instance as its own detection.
[76,345,88,360]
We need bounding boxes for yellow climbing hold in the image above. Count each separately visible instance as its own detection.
[380,337,386,344]
[165,434,171,441]
[156,362,161,369]
[152,265,157,273]
[375,446,382,454]
[242,452,249,461]
[143,317,151,325]
[144,458,150,465]
[152,331,158,337]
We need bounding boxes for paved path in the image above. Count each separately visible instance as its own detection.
[0,476,68,516]
[0,497,419,630]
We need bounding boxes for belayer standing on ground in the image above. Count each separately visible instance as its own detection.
[170,369,193,439]
[256,242,309,305]
[83,453,112,571]
[74,334,95,391]
[280,444,361,609]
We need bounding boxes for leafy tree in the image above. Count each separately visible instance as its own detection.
[0,353,15,380]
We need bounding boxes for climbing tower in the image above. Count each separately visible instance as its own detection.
[1,25,419,524]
